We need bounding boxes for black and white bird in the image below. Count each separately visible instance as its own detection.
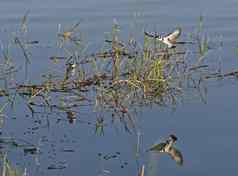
[148,134,183,166]
[145,28,182,48]
[159,28,181,48]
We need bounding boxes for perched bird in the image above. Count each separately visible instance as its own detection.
[148,134,183,166]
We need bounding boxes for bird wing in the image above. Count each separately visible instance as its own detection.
[168,146,183,166]
[148,142,167,152]
[164,28,181,43]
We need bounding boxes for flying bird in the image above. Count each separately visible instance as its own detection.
[159,28,182,48]
[148,134,183,166]
[145,28,182,48]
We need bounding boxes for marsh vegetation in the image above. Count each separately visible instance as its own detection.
[0,12,237,175]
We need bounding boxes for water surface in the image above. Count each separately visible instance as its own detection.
[0,0,238,176]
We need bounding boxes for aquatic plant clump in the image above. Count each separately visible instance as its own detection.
[0,13,237,176]
[0,14,232,132]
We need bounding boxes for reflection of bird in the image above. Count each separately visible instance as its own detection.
[148,134,183,166]
[159,28,182,48]
[66,111,76,124]
[64,63,77,80]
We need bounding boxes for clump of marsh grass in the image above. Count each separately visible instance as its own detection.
[3,19,198,128]
[0,13,236,176]
[0,13,232,133]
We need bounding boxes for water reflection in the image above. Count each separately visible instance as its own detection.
[0,10,237,176]
[0,152,25,176]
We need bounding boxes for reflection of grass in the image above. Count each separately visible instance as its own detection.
[1,153,25,176]
[193,15,210,63]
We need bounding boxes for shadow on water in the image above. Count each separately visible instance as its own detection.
[0,12,238,175]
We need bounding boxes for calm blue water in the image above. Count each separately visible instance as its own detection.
[0,0,238,176]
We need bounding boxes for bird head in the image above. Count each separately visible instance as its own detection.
[169,134,178,142]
